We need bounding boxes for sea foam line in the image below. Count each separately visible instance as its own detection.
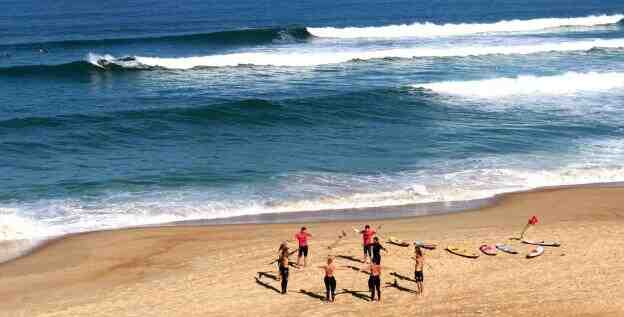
[415,71,624,97]
[307,14,624,38]
[129,39,624,68]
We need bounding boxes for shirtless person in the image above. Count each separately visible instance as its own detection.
[319,257,339,302]
[295,227,312,267]
[367,262,382,302]
[413,246,424,295]
[359,225,376,263]
[278,243,290,294]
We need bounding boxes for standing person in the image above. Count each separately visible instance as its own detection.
[414,246,424,295]
[295,227,312,267]
[368,262,382,302]
[359,225,376,263]
[319,257,338,302]
[370,236,387,265]
[278,243,290,294]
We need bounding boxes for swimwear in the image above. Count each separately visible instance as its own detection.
[324,276,336,301]
[368,275,381,301]
[414,270,424,282]
[298,245,309,257]
[279,266,289,294]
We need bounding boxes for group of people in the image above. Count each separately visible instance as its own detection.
[274,225,425,302]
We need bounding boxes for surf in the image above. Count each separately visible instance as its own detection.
[307,14,624,38]
[414,71,624,98]
[123,39,624,68]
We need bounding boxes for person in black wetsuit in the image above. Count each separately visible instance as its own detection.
[368,262,382,302]
[370,236,387,265]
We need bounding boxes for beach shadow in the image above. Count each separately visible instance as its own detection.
[257,271,278,281]
[390,272,416,283]
[299,289,326,301]
[255,277,281,294]
[336,255,364,263]
[341,288,370,302]
[346,265,370,275]
[385,281,418,294]
[387,241,409,248]
[288,261,301,268]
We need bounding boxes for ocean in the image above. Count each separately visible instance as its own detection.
[1,0,624,251]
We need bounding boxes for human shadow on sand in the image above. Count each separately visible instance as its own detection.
[255,277,281,294]
[336,255,364,263]
[340,289,370,302]
[299,289,326,301]
[257,271,278,281]
[390,272,416,283]
[385,281,419,294]
[346,265,370,274]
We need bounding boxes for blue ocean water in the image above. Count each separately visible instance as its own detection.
[1,0,624,243]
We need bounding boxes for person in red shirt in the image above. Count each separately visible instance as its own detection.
[295,227,312,267]
[359,224,376,263]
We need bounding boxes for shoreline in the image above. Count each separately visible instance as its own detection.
[2,181,623,265]
[1,184,623,316]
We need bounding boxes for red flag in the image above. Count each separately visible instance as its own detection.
[528,216,539,225]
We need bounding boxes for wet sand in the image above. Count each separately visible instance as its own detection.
[1,186,624,316]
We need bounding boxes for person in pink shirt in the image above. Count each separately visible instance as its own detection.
[359,224,376,263]
[295,227,312,267]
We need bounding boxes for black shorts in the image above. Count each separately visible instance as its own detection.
[414,271,424,282]
[364,244,372,257]
[298,245,308,257]
[372,254,381,265]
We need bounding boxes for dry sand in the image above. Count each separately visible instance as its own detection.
[1,186,624,316]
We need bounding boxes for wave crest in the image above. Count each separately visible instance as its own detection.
[307,14,624,38]
[414,71,624,98]
[130,39,624,68]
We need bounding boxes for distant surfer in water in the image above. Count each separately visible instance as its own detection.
[278,243,290,294]
[295,227,312,267]
[368,262,382,302]
[413,246,424,295]
[370,236,387,265]
[359,225,376,263]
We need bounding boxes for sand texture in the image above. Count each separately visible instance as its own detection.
[1,186,624,316]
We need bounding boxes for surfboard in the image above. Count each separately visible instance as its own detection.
[387,236,410,247]
[495,243,518,254]
[526,246,544,258]
[446,246,479,259]
[414,240,437,250]
[479,244,497,256]
[522,239,561,247]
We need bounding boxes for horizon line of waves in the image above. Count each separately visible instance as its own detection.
[414,71,624,98]
[0,26,312,50]
[2,39,623,73]
[307,14,624,38]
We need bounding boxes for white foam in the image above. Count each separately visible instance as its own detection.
[131,39,624,68]
[415,71,624,97]
[0,212,52,241]
[307,14,624,38]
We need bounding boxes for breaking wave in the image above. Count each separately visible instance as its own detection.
[129,39,624,68]
[307,14,624,38]
[415,71,624,98]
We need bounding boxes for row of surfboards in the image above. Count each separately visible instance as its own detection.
[386,236,560,259]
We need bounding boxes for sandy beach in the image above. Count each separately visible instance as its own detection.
[1,185,624,316]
